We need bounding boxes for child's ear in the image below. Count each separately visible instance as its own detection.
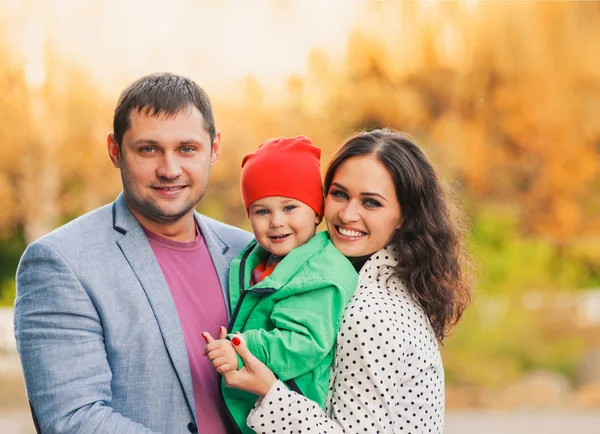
[315,214,322,225]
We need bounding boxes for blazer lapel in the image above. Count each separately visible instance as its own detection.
[195,213,235,319]
[112,194,196,418]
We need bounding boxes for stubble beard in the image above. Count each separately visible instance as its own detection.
[123,184,205,225]
[140,195,200,223]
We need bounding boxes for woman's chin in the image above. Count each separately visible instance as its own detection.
[331,239,368,257]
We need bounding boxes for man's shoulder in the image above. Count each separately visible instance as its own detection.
[31,202,115,250]
[17,202,121,277]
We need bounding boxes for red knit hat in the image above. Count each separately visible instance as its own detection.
[241,136,324,217]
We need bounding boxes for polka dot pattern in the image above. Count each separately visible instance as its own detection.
[247,246,445,433]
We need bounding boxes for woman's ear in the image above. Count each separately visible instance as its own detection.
[396,210,404,230]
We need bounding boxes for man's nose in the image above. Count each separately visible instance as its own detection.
[156,154,182,180]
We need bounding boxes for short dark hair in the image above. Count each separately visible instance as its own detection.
[112,72,216,147]
[324,129,475,341]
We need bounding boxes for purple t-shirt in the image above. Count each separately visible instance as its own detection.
[146,228,229,434]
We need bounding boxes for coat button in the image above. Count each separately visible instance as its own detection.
[187,422,198,433]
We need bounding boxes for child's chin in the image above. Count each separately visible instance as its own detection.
[270,246,294,257]
[263,237,311,257]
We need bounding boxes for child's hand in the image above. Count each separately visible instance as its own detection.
[222,332,277,397]
[203,326,239,374]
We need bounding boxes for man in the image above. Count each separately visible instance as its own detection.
[14,73,252,433]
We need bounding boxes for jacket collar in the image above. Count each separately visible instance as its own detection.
[112,193,138,235]
[251,231,330,290]
[112,193,226,245]
[357,244,400,288]
[195,212,235,314]
[112,191,236,310]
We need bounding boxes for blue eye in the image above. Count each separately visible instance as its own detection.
[329,189,348,200]
[255,209,269,216]
[180,147,195,154]
[363,198,382,208]
[283,205,297,212]
[140,146,156,154]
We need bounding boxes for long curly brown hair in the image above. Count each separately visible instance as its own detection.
[324,129,475,341]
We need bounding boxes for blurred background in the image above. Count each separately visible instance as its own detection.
[0,0,599,432]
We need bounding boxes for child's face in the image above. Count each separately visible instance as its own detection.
[248,196,321,257]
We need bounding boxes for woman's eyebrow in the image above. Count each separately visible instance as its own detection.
[332,182,388,202]
[360,192,388,202]
[331,182,348,191]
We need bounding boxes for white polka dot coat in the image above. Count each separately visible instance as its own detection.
[247,245,445,433]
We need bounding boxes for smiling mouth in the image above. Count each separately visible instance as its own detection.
[269,234,291,240]
[336,226,367,238]
[152,186,186,191]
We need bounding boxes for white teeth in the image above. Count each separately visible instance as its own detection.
[338,227,365,238]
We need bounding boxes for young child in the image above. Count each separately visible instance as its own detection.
[203,136,358,434]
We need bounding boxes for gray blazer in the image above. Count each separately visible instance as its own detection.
[14,193,252,433]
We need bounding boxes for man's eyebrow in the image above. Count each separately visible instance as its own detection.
[179,140,204,146]
[131,139,160,146]
[131,139,205,147]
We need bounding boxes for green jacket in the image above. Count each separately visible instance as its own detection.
[223,231,358,433]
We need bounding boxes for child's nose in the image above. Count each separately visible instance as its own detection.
[269,213,285,228]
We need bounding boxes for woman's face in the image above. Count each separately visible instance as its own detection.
[324,154,402,257]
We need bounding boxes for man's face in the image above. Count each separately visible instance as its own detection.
[107,106,220,230]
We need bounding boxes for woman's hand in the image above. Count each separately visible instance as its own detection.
[204,328,277,397]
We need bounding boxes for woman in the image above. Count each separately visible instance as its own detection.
[218,129,474,433]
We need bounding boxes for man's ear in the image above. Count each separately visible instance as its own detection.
[107,133,121,168]
[210,131,221,167]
